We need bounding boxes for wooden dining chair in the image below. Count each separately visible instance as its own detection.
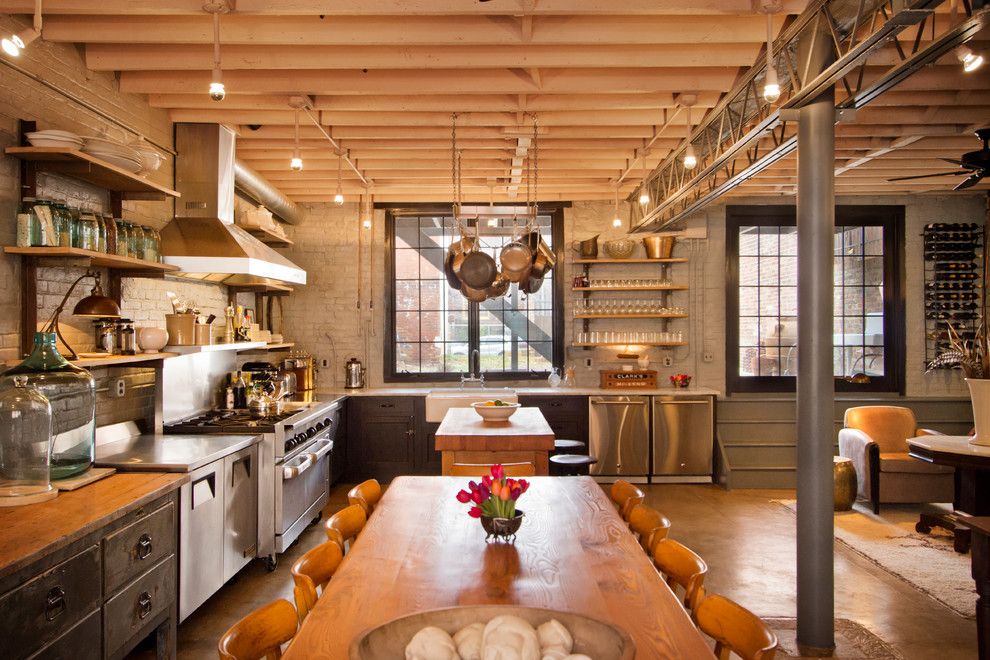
[449,462,536,477]
[217,598,298,660]
[627,503,672,554]
[290,540,344,622]
[609,480,645,520]
[694,594,779,660]
[652,538,708,612]
[347,478,383,516]
[324,503,367,553]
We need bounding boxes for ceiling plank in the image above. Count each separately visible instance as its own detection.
[42,14,788,46]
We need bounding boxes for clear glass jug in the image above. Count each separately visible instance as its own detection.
[0,375,55,506]
[1,332,96,479]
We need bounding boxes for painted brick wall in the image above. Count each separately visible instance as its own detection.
[0,15,229,426]
[280,195,984,398]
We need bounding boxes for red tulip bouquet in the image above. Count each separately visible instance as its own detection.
[455,463,530,520]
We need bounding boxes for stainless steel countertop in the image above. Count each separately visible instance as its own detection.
[95,434,262,473]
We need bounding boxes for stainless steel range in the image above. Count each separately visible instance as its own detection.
[165,398,341,569]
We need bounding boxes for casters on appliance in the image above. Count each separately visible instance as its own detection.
[312,514,323,526]
[263,555,278,572]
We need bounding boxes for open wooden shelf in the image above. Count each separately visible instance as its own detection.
[572,286,689,292]
[237,342,295,353]
[4,246,179,273]
[70,352,177,368]
[573,258,688,264]
[574,314,688,319]
[5,147,180,199]
[573,342,688,348]
[242,225,293,248]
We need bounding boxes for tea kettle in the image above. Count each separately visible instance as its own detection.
[344,357,366,389]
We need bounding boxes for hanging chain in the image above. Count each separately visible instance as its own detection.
[532,117,539,222]
[450,113,459,217]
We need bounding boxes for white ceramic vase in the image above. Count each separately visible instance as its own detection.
[966,378,990,446]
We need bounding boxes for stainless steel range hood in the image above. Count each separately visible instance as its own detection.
[161,124,307,286]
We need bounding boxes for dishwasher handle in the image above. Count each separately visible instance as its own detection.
[654,400,710,405]
[590,399,648,405]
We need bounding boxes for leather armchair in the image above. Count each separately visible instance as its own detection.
[837,406,954,514]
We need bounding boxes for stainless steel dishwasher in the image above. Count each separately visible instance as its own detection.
[589,395,650,477]
[651,396,714,482]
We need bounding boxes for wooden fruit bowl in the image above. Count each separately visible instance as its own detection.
[349,605,635,659]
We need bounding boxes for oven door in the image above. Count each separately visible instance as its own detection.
[274,436,332,553]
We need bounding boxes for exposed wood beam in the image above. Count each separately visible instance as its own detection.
[148,92,722,112]
[121,68,740,95]
[85,43,765,71]
[0,0,811,16]
[41,15,788,46]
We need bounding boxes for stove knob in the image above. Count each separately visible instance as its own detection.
[323,417,332,427]
[284,440,292,451]
[307,428,318,438]
[314,421,325,431]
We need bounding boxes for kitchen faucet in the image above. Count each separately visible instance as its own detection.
[461,348,485,387]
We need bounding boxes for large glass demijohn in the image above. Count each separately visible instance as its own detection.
[0,375,55,506]
[1,332,96,479]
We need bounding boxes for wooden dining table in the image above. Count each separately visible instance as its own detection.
[283,476,714,659]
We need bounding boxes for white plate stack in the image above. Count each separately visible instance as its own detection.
[25,129,83,149]
[82,136,143,173]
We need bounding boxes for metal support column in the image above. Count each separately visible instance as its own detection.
[796,36,836,654]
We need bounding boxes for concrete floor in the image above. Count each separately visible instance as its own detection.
[171,483,977,659]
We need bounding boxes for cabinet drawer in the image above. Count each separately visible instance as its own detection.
[353,396,414,417]
[27,610,101,660]
[103,502,175,596]
[519,396,588,417]
[103,555,176,657]
[0,545,101,657]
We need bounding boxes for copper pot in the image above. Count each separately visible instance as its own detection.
[643,235,676,259]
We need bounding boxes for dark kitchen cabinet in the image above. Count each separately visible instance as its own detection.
[518,396,589,446]
[330,404,347,485]
[346,397,417,482]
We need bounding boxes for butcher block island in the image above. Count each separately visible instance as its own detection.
[435,407,555,476]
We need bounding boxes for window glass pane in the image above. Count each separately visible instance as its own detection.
[739,288,759,315]
[778,227,797,256]
[779,287,797,316]
[779,257,797,286]
[389,211,557,377]
[739,317,760,345]
[739,228,760,256]
[739,257,759,285]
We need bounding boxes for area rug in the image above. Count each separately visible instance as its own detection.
[765,618,903,659]
[774,500,975,618]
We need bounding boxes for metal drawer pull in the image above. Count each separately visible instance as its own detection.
[138,591,153,619]
[45,586,66,621]
[137,533,153,560]
[590,400,648,406]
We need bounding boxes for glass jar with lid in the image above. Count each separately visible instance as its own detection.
[67,206,81,248]
[0,375,55,506]
[114,219,128,256]
[104,215,118,255]
[16,197,37,247]
[30,199,57,247]
[142,226,160,263]
[52,203,73,248]
[77,211,100,251]
[131,225,147,261]
[95,213,108,253]
[1,332,96,480]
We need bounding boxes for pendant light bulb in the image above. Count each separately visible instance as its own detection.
[362,218,372,230]
[209,69,225,102]
[639,192,650,205]
[683,144,697,170]
[334,192,344,205]
[957,46,985,73]
[290,155,303,171]
[612,217,623,228]
[334,150,344,205]
[763,68,781,103]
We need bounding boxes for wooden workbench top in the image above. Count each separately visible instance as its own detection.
[0,472,188,579]
[435,406,555,451]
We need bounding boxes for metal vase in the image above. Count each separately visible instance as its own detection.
[480,510,524,542]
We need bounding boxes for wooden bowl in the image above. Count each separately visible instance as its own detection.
[471,401,521,422]
[349,605,635,659]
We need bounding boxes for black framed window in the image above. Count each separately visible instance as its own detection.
[384,205,564,381]
[726,205,904,393]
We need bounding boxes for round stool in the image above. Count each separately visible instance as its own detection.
[553,439,586,453]
[550,453,598,476]
[833,456,858,511]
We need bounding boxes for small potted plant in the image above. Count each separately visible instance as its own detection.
[455,464,529,541]
[928,321,990,445]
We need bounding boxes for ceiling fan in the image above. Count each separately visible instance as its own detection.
[887,127,990,190]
